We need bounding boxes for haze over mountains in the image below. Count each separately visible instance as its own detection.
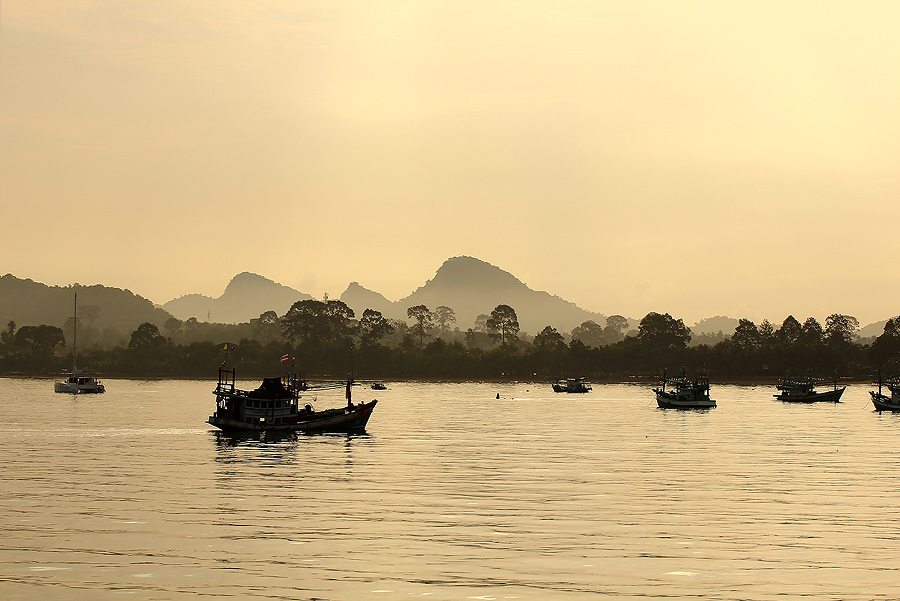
[162,257,609,334]
[163,272,313,325]
[341,256,608,334]
[1,255,889,341]
[0,274,173,345]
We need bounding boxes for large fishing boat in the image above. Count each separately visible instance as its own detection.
[54,293,105,394]
[207,367,376,433]
[870,374,900,412]
[653,367,716,409]
[552,377,592,393]
[774,377,844,403]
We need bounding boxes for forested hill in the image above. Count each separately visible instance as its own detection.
[342,256,607,334]
[163,272,312,323]
[0,274,173,343]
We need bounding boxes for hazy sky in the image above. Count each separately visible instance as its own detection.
[2,1,899,327]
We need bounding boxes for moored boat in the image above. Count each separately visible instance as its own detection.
[552,377,592,393]
[54,293,105,394]
[870,374,900,412]
[653,367,716,409]
[774,377,844,403]
[208,367,376,433]
[55,374,106,394]
[371,382,387,390]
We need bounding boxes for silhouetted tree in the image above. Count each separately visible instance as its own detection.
[603,315,629,345]
[323,299,356,345]
[486,305,520,346]
[732,318,761,348]
[249,311,280,343]
[359,309,395,346]
[472,314,490,333]
[407,305,432,348]
[128,322,167,351]
[533,325,566,352]
[776,316,802,346]
[825,314,859,346]
[464,328,494,350]
[571,320,604,347]
[282,299,326,345]
[870,317,900,368]
[1,321,16,349]
[281,299,356,349]
[432,306,456,335]
[801,317,824,345]
[165,317,183,336]
[759,320,776,344]
[636,312,690,348]
[15,325,65,359]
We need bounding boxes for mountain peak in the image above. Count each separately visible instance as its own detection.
[164,273,312,323]
[428,256,525,291]
[223,272,276,293]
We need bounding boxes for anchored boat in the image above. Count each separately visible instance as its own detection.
[870,374,900,412]
[774,377,844,403]
[208,367,376,434]
[54,293,105,394]
[552,377,592,393]
[653,367,716,409]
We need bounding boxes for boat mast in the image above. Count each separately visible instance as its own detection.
[346,343,354,408]
[72,292,78,373]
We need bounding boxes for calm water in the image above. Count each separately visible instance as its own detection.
[1,378,899,600]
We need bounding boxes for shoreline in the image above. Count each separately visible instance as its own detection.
[2,374,873,386]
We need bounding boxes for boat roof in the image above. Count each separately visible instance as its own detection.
[255,377,290,395]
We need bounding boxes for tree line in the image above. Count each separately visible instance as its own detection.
[1,300,897,382]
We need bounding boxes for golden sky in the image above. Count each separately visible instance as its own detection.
[2,1,899,327]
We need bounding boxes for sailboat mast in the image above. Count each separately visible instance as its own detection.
[72,292,78,372]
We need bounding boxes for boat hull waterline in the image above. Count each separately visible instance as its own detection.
[871,392,900,412]
[654,389,716,410]
[774,388,845,403]
[207,367,377,434]
[54,378,106,394]
[208,399,376,433]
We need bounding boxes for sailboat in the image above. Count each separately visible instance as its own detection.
[54,293,106,394]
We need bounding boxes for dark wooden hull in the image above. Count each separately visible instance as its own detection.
[654,389,716,410]
[871,392,900,412]
[775,387,844,403]
[209,400,377,434]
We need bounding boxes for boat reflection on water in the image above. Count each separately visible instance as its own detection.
[212,428,370,448]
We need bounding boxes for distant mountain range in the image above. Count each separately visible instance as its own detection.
[162,272,313,324]
[162,256,608,334]
[2,256,890,340]
[0,274,173,337]
[340,256,608,334]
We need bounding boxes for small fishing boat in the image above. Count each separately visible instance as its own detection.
[54,293,105,394]
[552,377,592,393]
[371,382,387,390]
[207,367,376,433]
[653,367,716,409]
[774,377,844,403]
[870,374,900,412]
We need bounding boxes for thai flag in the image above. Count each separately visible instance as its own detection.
[279,353,290,362]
